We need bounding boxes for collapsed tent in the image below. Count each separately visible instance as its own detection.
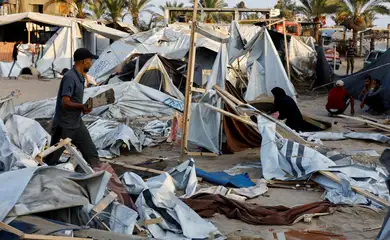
[335,48,390,109]
[0,12,128,78]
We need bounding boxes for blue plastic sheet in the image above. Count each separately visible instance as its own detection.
[196,168,255,188]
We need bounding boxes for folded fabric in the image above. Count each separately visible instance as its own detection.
[182,193,331,225]
[196,168,255,188]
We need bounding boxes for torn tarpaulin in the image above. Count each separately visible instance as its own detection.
[257,115,390,207]
[196,168,255,188]
[300,131,390,144]
[182,193,331,225]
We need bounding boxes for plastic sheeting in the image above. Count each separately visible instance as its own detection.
[188,90,221,154]
[0,97,14,121]
[5,115,51,158]
[300,131,390,144]
[134,55,184,100]
[257,115,390,207]
[80,22,129,41]
[227,21,246,64]
[206,44,228,90]
[245,29,297,102]
[289,36,317,81]
[122,159,197,197]
[0,167,111,222]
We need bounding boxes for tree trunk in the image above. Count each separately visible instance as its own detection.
[353,30,358,55]
[133,13,139,26]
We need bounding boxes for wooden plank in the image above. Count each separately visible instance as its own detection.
[23,234,91,240]
[229,64,247,87]
[142,218,163,226]
[302,114,328,130]
[180,3,199,156]
[64,144,94,174]
[186,152,218,157]
[283,19,291,80]
[191,87,206,93]
[319,170,390,208]
[339,114,390,132]
[91,192,117,214]
[0,222,23,237]
[36,138,72,163]
[100,160,166,175]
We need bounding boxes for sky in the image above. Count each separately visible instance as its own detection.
[139,0,390,28]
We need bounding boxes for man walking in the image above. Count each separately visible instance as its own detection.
[346,40,355,75]
[45,48,99,167]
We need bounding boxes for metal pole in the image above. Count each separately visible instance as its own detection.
[180,3,198,156]
[333,44,336,72]
[283,19,291,80]
[27,22,31,44]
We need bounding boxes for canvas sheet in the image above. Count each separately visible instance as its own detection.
[5,115,51,158]
[0,167,111,222]
[134,55,184,100]
[245,29,297,101]
[0,97,14,121]
[206,44,228,90]
[289,36,317,81]
[188,90,221,154]
[257,115,390,207]
[0,44,33,77]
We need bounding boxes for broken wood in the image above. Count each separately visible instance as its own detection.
[186,152,218,157]
[0,222,91,240]
[64,144,94,174]
[100,160,166,175]
[339,115,390,132]
[36,138,72,164]
[85,88,115,109]
[229,64,247,87]
[318,170,390,208]
[191,87,206,93]
[302,114,328,130]
[142,218,163,226]
[91,192,117,215]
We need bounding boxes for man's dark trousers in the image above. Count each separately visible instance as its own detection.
[44,121,99,167]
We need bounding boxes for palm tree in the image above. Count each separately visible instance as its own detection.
[89,0,105,19]
[274,0,299,21]
[103,0,126,27]
[192,0,229,23]
[125,0,155,27]
[160,1,184,23]
[332,0,390,46]
[44,0,89,18]
[43,0,89,18]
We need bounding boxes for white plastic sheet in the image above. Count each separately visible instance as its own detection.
[289,36,317,81]
[245,29,297,101]
[5,115,51,158]
[206,44,228,90]
[0,97,14,121]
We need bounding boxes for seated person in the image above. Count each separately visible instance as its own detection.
[326,80,355,116]
[359,76,372,101]
[270,87,303,132]
[361,79,385,114]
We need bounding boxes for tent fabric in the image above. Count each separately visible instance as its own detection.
[227,21,247,64]
[134,55,184,100]
[206,43,228,90]
[245,28,297,102]
[335,48,390,109]
[223,82,262,153]
[188,90,221,154]
[0,12,72,27]
[196,169,255,188]
[80,22,129,41]
[289,36,317,81]
[182,193,331,225]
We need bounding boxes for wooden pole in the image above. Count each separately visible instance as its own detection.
[27,22,31,44]
[333,44,336,71]
[181,3,198,156]
[282,19,291,80]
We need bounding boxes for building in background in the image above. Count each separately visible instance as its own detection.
[0,0,73,16]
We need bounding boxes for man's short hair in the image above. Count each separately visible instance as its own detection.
[366,75,372,80]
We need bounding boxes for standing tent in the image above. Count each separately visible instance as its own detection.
[133,55,184,100]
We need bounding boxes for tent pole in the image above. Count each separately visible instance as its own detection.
[282,19,291,80]
[27,22,31,44]
[180,2,198,156]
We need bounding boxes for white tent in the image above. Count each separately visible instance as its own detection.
[133,55,184,100]
[0,12,128,78]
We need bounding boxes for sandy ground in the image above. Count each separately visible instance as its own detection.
[1,57,388,239]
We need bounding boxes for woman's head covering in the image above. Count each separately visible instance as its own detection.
[271,87,286,98]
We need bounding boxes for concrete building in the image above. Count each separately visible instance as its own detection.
[1,0,72,16]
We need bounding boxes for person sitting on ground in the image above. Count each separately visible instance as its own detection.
[270,87,303,132]
[326,80,355,116]
[360,79,385,114]
[359,76,372,101]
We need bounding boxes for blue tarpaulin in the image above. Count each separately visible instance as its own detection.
[196,168,255,188]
